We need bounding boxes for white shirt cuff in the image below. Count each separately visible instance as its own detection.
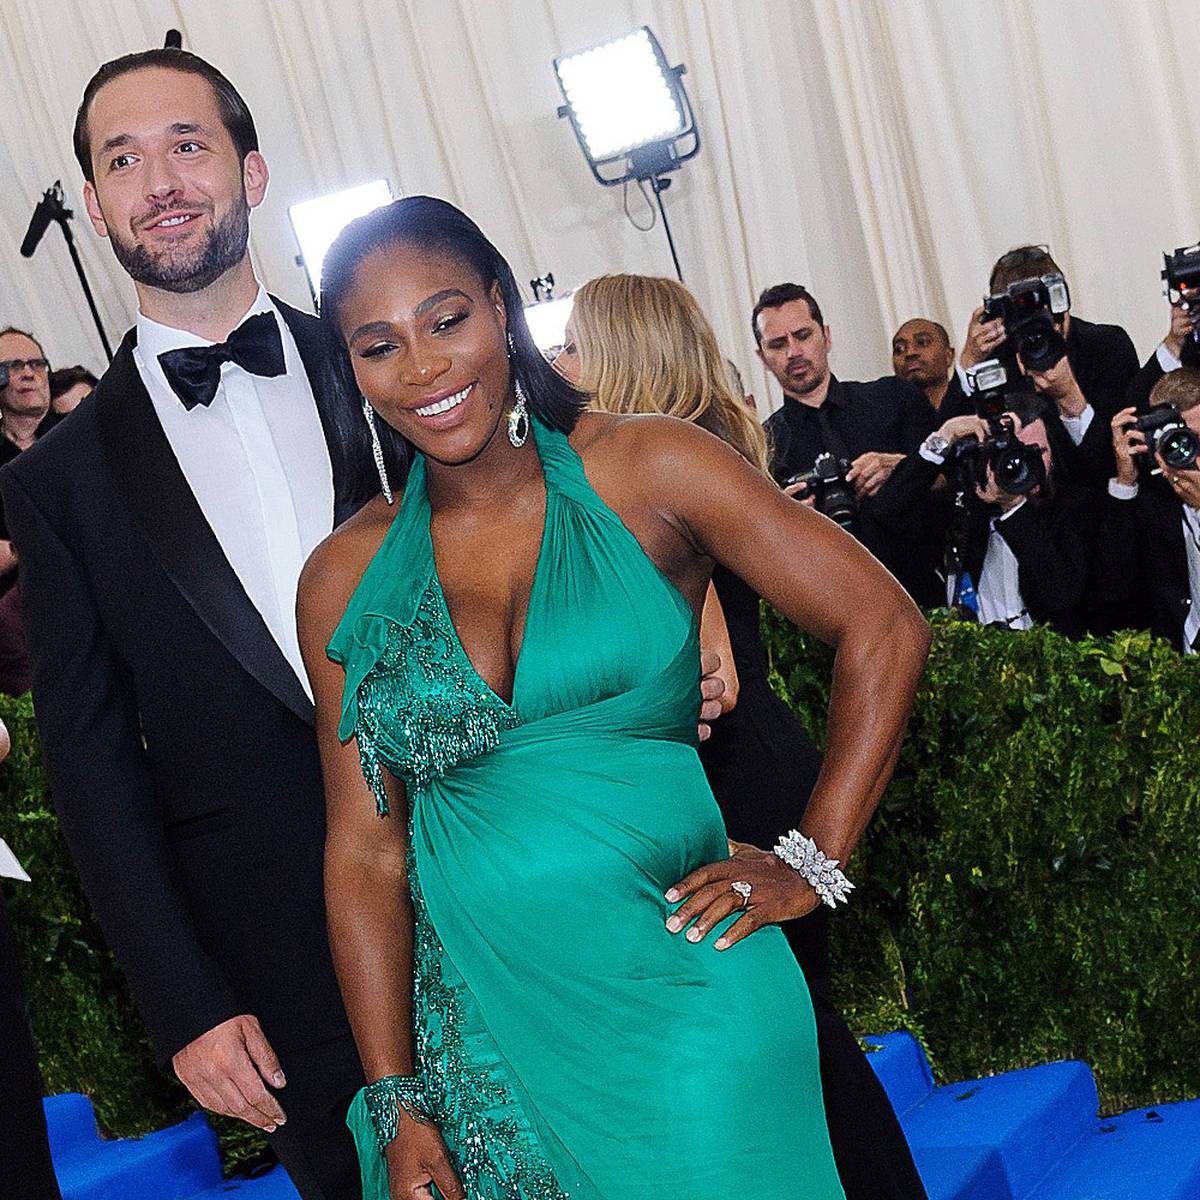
[956,362,975,394]
[1157,342,1183,373]
[996,497,1027,522]
[1108,478,1139,500]
[1060,403,1094,446]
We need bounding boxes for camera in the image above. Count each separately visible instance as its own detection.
[1162,244,1200,367]
[784,452,858,529]
[982,273,1070,372]
[949,372,1046,498]
[1133,403,1200,475]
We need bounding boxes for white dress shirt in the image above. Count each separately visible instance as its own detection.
[133,286,334,697]
[975,500,1033,629]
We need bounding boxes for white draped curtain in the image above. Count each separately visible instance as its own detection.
[1,0,1197,410]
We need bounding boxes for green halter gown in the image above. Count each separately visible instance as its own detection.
[328,417,845,1199]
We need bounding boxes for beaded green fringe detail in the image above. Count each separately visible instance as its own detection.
[408,849,569,1199]
[354,581,518,812]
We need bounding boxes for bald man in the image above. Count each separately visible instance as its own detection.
[892,319,954,412]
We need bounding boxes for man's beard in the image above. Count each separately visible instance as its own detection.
[110,200,250,294]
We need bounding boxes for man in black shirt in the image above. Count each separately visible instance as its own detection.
[941,246,1139,486]
[754,283,941,604]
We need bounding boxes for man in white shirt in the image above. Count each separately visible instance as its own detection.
[1,49,363,1200]
[1100,369,1200,653]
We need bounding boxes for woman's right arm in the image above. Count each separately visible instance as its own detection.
[297,532,464,1200]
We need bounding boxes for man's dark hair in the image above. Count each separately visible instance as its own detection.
[319,195,589,505]
[0,326,46,358]
[49,365,99,399]
[73,49,259,184]
[751,283,824,345]
[989,245,1064,295]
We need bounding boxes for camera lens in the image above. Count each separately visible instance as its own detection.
[1157,426,1200,471]
[819,484,857,530]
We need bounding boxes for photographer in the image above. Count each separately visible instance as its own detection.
[944,246,1139,486]
[754,283,941,604]
[891,385,1098,635]
[1126,245,1200,410]
[1097,368,1200,652]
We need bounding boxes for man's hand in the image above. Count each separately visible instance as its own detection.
[961,305,1006,370]
[1110,407,1146,487]
[172,1015,287,1132]
[1165,298,1198,361]
[0,540,18,577]
[697,649,726,742]
[1160,456,1200,509]
[1021,353,1087,419]
[975,463,1025,513]
[782,479,816,507]
[937,414,991,445]
[847,451,904,498]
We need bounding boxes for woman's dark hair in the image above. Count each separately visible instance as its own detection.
[319,195,587,504]
[74,49,258,184]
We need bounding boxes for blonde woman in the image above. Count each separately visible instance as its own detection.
[556,273,927,1200]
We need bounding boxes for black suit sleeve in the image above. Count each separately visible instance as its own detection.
[1090,490,1143,606]
[894,381,938,452]
[1,471,242,1065]
[1125,352,1167,411]
[995,488,1096,616]
[1087,325,1140,410]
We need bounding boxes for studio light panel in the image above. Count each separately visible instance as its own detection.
[555,28,685,161]
[289,179,394,298]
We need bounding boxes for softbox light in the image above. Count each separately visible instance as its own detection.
[288,180,394,302]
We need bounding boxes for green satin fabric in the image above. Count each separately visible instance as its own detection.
[329,419,844,1198]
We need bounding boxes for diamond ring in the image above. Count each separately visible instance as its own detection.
[730,880,753,909]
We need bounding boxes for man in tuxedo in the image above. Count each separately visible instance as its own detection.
[0,49,363,1199]
[941,245,1140,487]
[754,282,942,605]
[1098,369,1200,651]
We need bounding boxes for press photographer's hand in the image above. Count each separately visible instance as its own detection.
[1165,297,1198,361]
[975,462,1024,512]
[1159,455,1200,508]
[1021,354,1087,419]
[847,451,903,498]
[1110,407,1147,487]
[961,305,1006,369]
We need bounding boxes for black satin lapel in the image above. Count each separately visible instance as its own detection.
[96,336,315,726]
[274,297,359,526]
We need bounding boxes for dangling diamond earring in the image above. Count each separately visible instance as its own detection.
[506,332,530,448]
[508,381,530,448]
[362,396,394,504]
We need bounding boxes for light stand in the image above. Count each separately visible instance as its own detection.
[555,26,700,283]
[20,181,113,361]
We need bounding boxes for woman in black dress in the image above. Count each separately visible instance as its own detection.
[555,273,926,1200]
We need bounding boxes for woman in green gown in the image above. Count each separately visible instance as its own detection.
[297,197,930,1200]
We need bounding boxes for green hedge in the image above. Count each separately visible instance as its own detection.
[2,614,1198,1153]
[763,610,1200,1114]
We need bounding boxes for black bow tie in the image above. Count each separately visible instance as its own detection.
[158,311,286,411]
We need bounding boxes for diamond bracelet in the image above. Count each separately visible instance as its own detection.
[773,829,855,908]
[363,1074,434,1153]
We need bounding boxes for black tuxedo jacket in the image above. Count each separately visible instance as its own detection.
[1095,480,1193,651]
[0,300,360,1066]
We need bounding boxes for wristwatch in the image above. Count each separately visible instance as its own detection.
[920,432,950,462]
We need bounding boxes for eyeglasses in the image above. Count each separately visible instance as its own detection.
[0,358,50,374]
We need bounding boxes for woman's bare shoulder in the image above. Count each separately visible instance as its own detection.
[571,409,734,479]
[298,492,398,633]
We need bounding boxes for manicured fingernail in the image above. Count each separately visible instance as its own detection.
[686,926,702,942]
[715,937,729,950]
[666,915,682,932]
[273,1072,286,1087]
[665,889,680,902]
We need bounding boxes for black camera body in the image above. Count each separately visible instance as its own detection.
[1134,403,1200,476]
[785,451,858,529]
[1162,244,1200,367]
[949,370,1047,498]
[982,273,1071,372]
